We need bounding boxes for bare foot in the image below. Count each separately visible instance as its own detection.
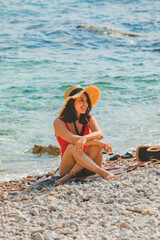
[55,171,75,186]
[55,180,63,186]
[100,169,117,180]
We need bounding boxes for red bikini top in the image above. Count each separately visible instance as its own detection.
[56,118,90,157]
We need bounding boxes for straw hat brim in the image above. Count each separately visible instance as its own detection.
[59,85,100,116]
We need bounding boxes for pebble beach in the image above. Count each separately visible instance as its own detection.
[1,0,160,183]
[1,160,160,240]
[1,0,160,239]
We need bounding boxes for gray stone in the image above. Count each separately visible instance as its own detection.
[31,228,45,235]
[29,209,39,216]
[32,232,44,240]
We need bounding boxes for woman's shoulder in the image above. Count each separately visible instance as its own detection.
[88,115,96,123]
[53,117,64,126]
[88,115,96,127]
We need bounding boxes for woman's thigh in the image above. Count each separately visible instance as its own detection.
[59,144,76,176]
[85,145,101,157]
[84,145,102,166]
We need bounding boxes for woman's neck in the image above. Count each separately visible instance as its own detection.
[76,113,80,121]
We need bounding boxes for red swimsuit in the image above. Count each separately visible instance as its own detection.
[56,118,90,158]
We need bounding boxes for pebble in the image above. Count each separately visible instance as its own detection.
[0,164,160,239]
[29,209,39,216]
[141,210,153,216]
[32,232,44,240]
[31,228,45,235]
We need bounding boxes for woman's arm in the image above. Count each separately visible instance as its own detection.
[54,116,102,143]
[54,118,83,143]
[85,116,103,141]
[53,117,111,153]
[85,139,112,152]
[71,116,110,153]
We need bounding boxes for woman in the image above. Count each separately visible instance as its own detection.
[53,85,116,185]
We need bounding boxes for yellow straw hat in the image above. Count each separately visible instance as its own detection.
[59,85,101,116]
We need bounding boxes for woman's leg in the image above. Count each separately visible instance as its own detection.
[59,145,103,175]
[85,145,103,166]
[57,144,82,176]
[55,163,83,185]
[56,145,103,184]
[55,144,85,186]
[55,144,116,185]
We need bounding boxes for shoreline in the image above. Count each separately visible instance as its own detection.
[0,157,136,200]
[1,159,160,239]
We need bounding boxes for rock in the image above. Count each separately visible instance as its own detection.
[15,210,27,221]
[48,204,57,211]
[32,232,44,240]
[121,193,131,198]
[31,228,45,235]
[48,232,61,239]
[82,194,91,201]
[26,186,34,192]
[32,145,46,154]
[36,185,43,190]
[45,144,61,156]
[99,221,107,226]
[47,196,57,202]
[142,210,153,216]
[40,188,47,193]
[60,228,73,234]
[1,192,8,198]
[32,144,61,156]
[76,25,141,37]
[151,233,160,239]
[120,197,131,203]
[100,236,109,240]
[19,195,28,201]
[39,222,46,226]
[120,222,129,228]
[72,235,79,239]
[72,205,78,211]
[29,209,39,216]
[106,198,114,203]
[133,216,145,227]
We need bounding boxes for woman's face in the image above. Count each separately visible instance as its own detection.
[74,93,88,116]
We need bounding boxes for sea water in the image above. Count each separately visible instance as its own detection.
[0,0,160,182]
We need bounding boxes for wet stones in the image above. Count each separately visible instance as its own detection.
[32,144,61,156]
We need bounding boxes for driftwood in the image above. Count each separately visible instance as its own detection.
[32,144,61,156]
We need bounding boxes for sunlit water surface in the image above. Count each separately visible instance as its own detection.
[0,0,160,182]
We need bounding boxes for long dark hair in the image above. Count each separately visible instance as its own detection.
[60,92,92,124]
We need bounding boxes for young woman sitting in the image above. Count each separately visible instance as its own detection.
[53,85,116,185]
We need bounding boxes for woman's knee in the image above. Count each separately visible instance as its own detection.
[66,143,76,152]
[94,145,101,152]
[87,145,101,154]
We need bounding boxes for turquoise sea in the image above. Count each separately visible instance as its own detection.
[0,0,160,182]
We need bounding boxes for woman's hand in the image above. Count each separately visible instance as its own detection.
[76,136,87,153]
[98,141,112,153]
